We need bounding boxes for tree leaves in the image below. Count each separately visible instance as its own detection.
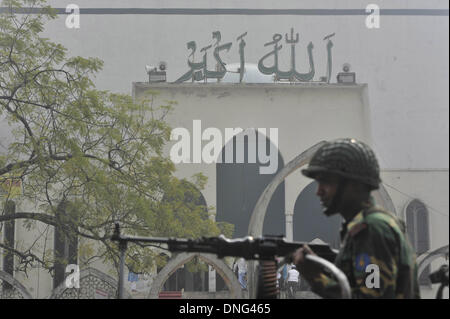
[0,0,233,276]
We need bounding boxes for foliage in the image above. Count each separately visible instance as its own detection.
[0,0,233,276]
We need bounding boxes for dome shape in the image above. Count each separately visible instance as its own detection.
[222,63,274,83]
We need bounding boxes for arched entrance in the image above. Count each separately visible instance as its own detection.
[50,267,131,299]
[148,252,242,299]
[405,199,431,284]
[0,270,32,299]
[293,181,342,249]
[216,129,285,238]
[161,182,227,291]
[247,141,397,298]
[417,245,449,281]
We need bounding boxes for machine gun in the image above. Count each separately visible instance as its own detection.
[111,223,350,299]
[429,264,449,299]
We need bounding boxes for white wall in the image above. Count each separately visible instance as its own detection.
[381,169,449,252]
[33,0,449,170]
[1,0,448,298]
[134,83,372,214]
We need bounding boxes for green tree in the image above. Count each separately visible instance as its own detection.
[0,0,233,278]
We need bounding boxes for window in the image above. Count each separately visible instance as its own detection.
[53,202,78,288]
[405,199,430,285]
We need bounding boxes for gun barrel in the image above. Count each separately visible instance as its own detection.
[113,235,185,245]
[111,230,336,262]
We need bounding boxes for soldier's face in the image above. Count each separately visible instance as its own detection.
[315,173,340,209]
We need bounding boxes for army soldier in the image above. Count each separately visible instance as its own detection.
[293,138,420,298]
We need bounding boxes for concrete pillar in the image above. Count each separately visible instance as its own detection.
[285,211,294,241]
[208,265,216,292]
[284,173,303,241]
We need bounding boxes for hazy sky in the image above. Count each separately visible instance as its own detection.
[1,0,449,169]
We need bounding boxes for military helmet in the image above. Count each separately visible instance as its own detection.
[301,138,381,190]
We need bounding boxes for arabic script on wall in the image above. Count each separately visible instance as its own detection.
[174,28,335,84]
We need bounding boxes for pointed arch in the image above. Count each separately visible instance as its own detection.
[293,181,342,249]
[50,267,131,299]
[0,270,32,299]
[405,199,430,254]
[160,181,211,292]
[216,128,285,238]
[247,141,397,298]
[417,245,449,279]
[405,199,431,285]
[148,252,242,299]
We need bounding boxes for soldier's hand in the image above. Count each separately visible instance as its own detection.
[293,245,320,280]
[293,244,315,264]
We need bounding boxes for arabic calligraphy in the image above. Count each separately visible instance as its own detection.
[175,28,335,84]
[258,28,316,82]
[175,31,233,83]
[237,32,247,83]
[323,33,335,83]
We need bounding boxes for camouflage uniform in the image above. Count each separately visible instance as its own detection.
[310,204,421,299]
[301,138,421,298]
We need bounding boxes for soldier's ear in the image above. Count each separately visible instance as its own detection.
[348,180,370,193]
